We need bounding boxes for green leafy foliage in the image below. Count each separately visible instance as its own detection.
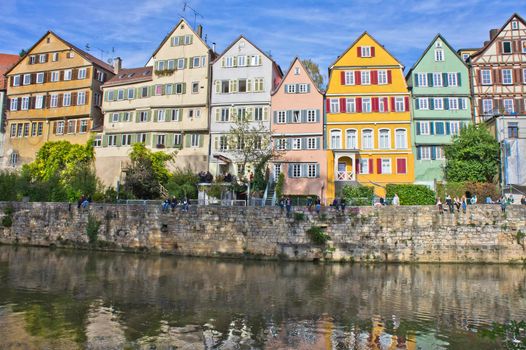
[165,169,199,199]
[275,173,285,200]
[436,181,499,201]
[86,215,101,246]
[386,184,436,205]
[294,212,305,221]
[306,226,331,245]
[301,59,324,90]
[2,205,14,228]
[207,183,223,199]
[341,185,374,206]
[445,124,500,183]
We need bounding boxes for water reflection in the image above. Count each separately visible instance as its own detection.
[0,246,524,349]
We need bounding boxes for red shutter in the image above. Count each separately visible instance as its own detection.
[369,159,374,174]
[372,97,379,112]
[390,97,395,111]
[341,71,346,85]
[356,97,362,113]
[371,47,376,57]
[340,98,346,113]
[397,158,407,174]
[377,158,382,174]
[387,70,392,84]
[384,97,389,112]
[357,46,362,57]
[355,71,361,85]
[85,91,90,105]
[326,99,330,113]
[355,158,360,174]
[371,70,378,84]
[404,96,409,112]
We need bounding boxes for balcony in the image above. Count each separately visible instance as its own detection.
[337,170,354,181]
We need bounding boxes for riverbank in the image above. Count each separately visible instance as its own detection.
[0,202,525,263]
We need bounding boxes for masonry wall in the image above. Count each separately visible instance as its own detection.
[0,202,525,263]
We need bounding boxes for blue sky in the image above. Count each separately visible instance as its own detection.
[0,0,523,80]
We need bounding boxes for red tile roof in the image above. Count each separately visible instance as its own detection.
[0,53,19,89]
[103,67,152,87]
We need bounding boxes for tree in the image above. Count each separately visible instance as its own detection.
[444,124,500,183]
[123,143,175,199]
[301,59,324,90]
[165,169,199,199]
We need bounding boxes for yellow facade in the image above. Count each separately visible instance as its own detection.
[326,32,414,201]
[3,31,114,167]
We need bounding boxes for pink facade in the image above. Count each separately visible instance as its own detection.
[271,58,327,202]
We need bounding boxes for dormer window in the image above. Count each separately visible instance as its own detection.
[512,21,518,30]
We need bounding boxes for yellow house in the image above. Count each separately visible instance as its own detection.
[326,32,414,201]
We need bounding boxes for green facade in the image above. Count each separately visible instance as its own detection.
[406,34,472,188]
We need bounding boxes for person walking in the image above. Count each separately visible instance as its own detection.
[436,197,443,214]
[445,194,454,213]
[392,193,400,206]
[461,195,467,213]
[285,197,292,217]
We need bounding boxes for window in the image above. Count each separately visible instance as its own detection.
[64,69,72,80]
[450,121,460,135]
[111,113,119,123]
[449,98,458,110]
[362,98,372,113]
[138,133,147,143]
[381,159,392,174]
[158,110,165,122]
[51,71,59,82]
[522,41,526,54]
[395,97,405,112]
[237,55,246,67]
[218,135,228,151]
[56,121,64,135]
[307,164,317,178]
[502,69,513,85]
[77,91,86,105]
[108,135,117,146]
[344,71,355,85]
[346,130,357,149]
[418,98,429,110]
[277,111,285,124]
[420,121,430,135]
[361,71,370,85]
[10,98,18,111]
[481,70,492,85]
[250,55,261,66]
[21,97,30,110]
[190,134,200,147]
[121,112,129,122]
[29,55,36,64]
[307,110,316,122]
[188,109,201,118]
[67,120,76,134]
[287,84,296,93]
[420,146,431,160]
[154,85,162,96]
[416,73,427,87]
[294,67,300,75]
[307,137,316,150]
[221,108,230,122]
[23,74,31,85]
[97,71,105,82]
[291,164,301,178]
[184,34,192,44]
[35,95,44,109]
[395,129,407,149]
[237,79,248,93]
[361,46,371,57]
[360,159,369,174]
[12,75,20,86]
[127,89,135,99]
[50,94,58,108]
[378,70,387,85]
[23,123,29,137]
[38,54,46,63]
[80,120,88,133]
[379,98,386,112]
[139,111,148,122]
[175,83,185,94]
[36,72,44,84]
[225,56,234,67]
[434,98,443,110]
[502,41,512,54]
[330,130,342,149]
[67,51,75,58]
[276,139,286,150]
[299,84,308,93]
[362,129,373,149]
[330,99,339,113]
[156,134,165,147]
[273,164,281,181]
[292,110,301,123]
[254,107,264,121]
[10,124,16,137]
[436,147,445,160]
[120,134,131,146]
[52,52,58,61]
[174,134,182,147]
[508,122,519,138]
[512,21,519,30]
[16,124,22,137]
[254,78,264,92]
[462,53,469,62]
[434,49,444,61]
[63,93,71,106]
[433,73,443,87]
[346,98,356,113]
[78,68,87,79]
[177,58,185,69]
[221,80,229,93]
[379,129,390,149]
[504,99,514,113]
[447,73,458,86]
[523,69,526,83]
[292,138,301,150]
[482,99,493,114]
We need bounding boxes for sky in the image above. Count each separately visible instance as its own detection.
[0,0,524,81]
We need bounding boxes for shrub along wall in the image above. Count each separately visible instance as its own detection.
[386,184,436,205]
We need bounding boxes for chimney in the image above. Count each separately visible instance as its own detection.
[483,41,490,47]
[489,29,499,40]
[197,25,203,38]
[114,57,122,74]
[212,42,216,52]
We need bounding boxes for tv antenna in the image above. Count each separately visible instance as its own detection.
[85,44,115,61]
[182,1,203,29]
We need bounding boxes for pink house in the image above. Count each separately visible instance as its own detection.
[271,58,327,202]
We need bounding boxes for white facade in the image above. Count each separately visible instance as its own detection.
[209,36,282,176]
[0,90,6,160]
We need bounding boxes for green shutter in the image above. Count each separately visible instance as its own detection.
[184,58,188,69]
[102,135,108,147]
[116,134,122,147]
[146,110,151,122]
[182,83,186,94]
[185,134,191,148]
[189,57,194,69]
[199,134,204,147]
[165,109,171,122]
[153,110,158,122]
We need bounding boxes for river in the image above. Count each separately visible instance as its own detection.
[0,246,524,349]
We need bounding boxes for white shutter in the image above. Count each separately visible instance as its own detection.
[263,107,269,121]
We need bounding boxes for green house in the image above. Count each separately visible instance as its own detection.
[406,34,472,189]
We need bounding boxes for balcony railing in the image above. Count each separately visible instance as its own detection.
[336,171,354,181]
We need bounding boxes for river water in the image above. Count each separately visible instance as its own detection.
[0,246,524,349]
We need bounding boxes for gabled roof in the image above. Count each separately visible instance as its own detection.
[5,30,115,76]
[405,33,468,80]
[471,13,526,60]
[103,67,152,87]
[271,57,324,95]
[148,18,211,61]
[0,53,19,89]
[213,35,277,65]
[329,31,404,69]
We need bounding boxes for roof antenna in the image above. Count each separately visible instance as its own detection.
[85,43,110,61]
[182,1,204,29]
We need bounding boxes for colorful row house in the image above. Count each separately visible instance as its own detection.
[406,34,472,188]
[325,32,414,200]
[209,36,282,178]
[270,58,326,201]
[3,31,115,167]
[95,19,215,186]
[469,13,526,191]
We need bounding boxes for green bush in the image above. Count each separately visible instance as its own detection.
[86,215,101,246]
[207,183,223,199]
[306,226,331,245]
[386,184,435,205]
[341,185,374,206]
[165,169,199,199]
[436,182,499,201]
[294,212,305,221]
[275,173,285,200]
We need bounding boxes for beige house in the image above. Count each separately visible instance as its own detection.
[3,31,115,168]
[95,19,215,186]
